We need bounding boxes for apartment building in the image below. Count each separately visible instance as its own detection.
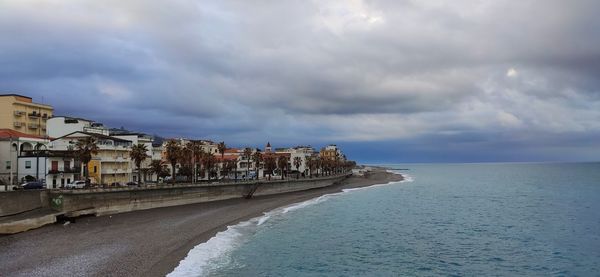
[50,132,132,185]
[0,94,54,137]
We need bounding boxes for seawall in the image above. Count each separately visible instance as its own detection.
[48,174,350,217]
[0,190,49,217]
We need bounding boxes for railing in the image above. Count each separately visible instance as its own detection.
[13,111,25,117]
[13,122,23,127]
[28,123,39,129]
[28,112,40,118]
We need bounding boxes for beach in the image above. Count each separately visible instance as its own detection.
[0,169,402,277]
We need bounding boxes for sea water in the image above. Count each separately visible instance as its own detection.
[169,163,600,276]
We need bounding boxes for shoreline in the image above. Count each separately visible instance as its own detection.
[0,169,403,277]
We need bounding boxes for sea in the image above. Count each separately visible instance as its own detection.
[168,162,600,276]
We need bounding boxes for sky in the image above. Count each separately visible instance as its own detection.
[1,0,600,163]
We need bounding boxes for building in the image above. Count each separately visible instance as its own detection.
[0,129,48,190]
[0,94,54,137]
[320,144,344,161]
[112,132,154,183]
[289,146,316,174]
[46,116,109,138]
[17,150,78,189]
[50,132,132,185]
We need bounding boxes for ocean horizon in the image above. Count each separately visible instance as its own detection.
[169,162,600,276]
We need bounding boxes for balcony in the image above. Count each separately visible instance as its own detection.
[13,122,24,128]
[102,168,131,174]
[28,123,39,129]
[14,110,26,117]
[28,112,40,118]
[48,167,81,174]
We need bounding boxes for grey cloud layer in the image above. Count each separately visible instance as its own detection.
[1,0,599,160]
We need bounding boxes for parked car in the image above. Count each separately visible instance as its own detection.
[65,180,86,189]
[126,181,138,186]
[18,181,45,190]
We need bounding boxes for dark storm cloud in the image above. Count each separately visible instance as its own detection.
[1,0,600,161]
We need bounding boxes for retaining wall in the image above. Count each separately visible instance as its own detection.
[48,174,349,216]
[0,190,49,217]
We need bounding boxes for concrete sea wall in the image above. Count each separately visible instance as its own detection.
[48,174,349,216]
[0,190,49,217]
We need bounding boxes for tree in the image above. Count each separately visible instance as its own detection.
[149,160,168,181]
[293,157,302,179]
[243,147,252,180]
[252,151,262,180]
[264,156,276,180]
[217,141,226,178]
[165,140,181,183]
[277,156,289,180]
[202,153,217,181]
[190,141,203,183]
[306,156,315,177]
[130,143,148,184]
[223,160,236,180]
[75,136,99,184]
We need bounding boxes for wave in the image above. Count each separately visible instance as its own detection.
[167,172,413,277]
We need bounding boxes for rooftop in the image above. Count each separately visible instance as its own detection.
[0,129,47,140]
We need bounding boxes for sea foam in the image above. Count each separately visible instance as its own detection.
[168,171,412,277]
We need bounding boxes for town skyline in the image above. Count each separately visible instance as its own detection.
[2,1,600,163]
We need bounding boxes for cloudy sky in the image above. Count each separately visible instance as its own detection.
[2,0,600,163]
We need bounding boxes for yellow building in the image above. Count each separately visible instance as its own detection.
[0,94,53,137]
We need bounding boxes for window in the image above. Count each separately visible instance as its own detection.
[64,161,70,170]
[94,166,97,173]
[25,161,31,169]
[51,161,58,171]
[5,161,10,170]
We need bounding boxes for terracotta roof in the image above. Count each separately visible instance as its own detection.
[0,129,46,140]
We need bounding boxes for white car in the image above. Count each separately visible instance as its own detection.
[65,180,86,189]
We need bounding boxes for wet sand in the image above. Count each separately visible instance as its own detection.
[0,169,403,277]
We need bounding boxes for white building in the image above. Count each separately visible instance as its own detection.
[17,150,78,189]
[112,132,154,183]
[47,116,109,138]
[49,131,132,185]
[0,129,48,190]
[289,146,316,174]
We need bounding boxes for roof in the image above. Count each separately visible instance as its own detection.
[0,94,32,100]
[0,129,47,140]
[52,131,132,143]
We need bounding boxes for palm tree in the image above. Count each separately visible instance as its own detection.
[75,136,99,184]
[243,147,252,180]
[165,140,180,183]
[149,160,167,182]
[293,157,302,179]
[189,142,203,182]
[217,141,226,178]
[130,143,148,184]
[264,156,276,180]
[252,151,262,180]
[203,153,217,181]
[306,156,315,177]
[277,156,289,180]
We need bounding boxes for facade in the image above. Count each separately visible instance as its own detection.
[0,94,54,137]
[112,132,154,183]
[289,146,316,174]
[0,129,48,190]
[320,144,344,161]
[50,132,132,185]
[47,116,109,138]
[17,150,78,189]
